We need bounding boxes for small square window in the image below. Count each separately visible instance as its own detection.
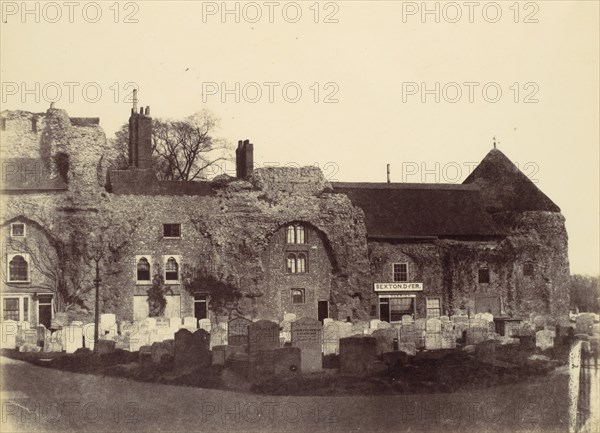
[291,289,305,304]
[478,268,490,284]
[426,298,441,317]
[163,224,181,238]
[523,262,534,277]
[393,263,408,282]
[10,223,25,237]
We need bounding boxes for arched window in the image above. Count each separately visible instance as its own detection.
[297,253,307,273]
[286,253,297,273]
[165,257,179,281]
[286,225,295,244]
[296,225,305,244]
[291,289,305,304]
[137,257,150,281]
[9,255,28,282]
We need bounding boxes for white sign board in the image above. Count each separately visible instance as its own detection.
[374,282,423,292]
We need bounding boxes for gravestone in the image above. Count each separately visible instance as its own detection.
[151,341,172,364]
[251,347,301,378]
[144,317,157,328]
[533,315,547,330]
[401,315,414,324]
[82,323,95,350]
[415,319,427,333]
[339,336,378,376]
[279,321,292,343]
[481,312,494,323]
[439,316,450,322]
[174,329,193,368]
[466,327,486,345]
[426,318,442,333]
[100,314,117,339]
[370,319,382,330]
[228,317,251,347]
[576,313,595,335]
[338,322,353,339]
[351,321,369,336]
[248,320,280,358]
[323,321,340,355]
[378,321,391,329]
[372,328,397,355]
[476,340,499,362]
[398,342,417,356]
[425,333,442,350]
[198,319,212,332]
[155,317,169,328]
[1,320,18,349]
[399,323,417,344]
[64,325,83,354]
[536,329,555,351]
[169,317,182,328]
[24,329,37,346]
[96,340,116,354]
[291,317,322,372]
[210,326,227,349]
[323,318,334,325]
[518,321,536,337]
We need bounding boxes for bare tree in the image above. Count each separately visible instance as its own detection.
[109,109,231,181]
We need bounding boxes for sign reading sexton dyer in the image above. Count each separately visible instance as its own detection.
[374,282,423,292]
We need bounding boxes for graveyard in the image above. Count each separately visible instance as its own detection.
[2,312,598,396]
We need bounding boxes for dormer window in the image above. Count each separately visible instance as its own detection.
[163,224,181,238]
[10,223,26,237]
[286,224,307,244]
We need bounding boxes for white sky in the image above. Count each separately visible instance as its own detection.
[1,1,598,275]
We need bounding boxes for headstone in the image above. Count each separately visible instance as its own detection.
[351,321,369,336]
[210,326,227,349]
[576,313,595,335]
[155,317,169,328]
[323,318,333,325]
[279,321,292,343]
[533,315,546,330]
[24,330,37,345]
[338,322,353,338]
[198,318,212,332]
[426,318,442,333]
[476,340,499,362]
[466,327,486,345]
[536,330,555,351]
[323,321,340,355]
[401,315,414,324]
[399,323,417,344]
[481,312,494,323]
[71,321,83,327]
[425,333,442,350]
[291,318,322,372]
[372,328,397,355]
[82,323,96,350]
[378,321,391,329]
[283,313,297,322]
[96,340,116,354]
[1,320,18,349]
[398,342,417,356]
[174,329,193,368]
[151,341,172,364]
[248,320,280,358]
[339,336,378,376]
[251,347,301,378]
[415,318,427,333]
[518,321,536,337]
[439,316,450,322]
[64,325,83,354]
[144,317,157,328]
[228,317,251,347]
[169,317,182,328]
[183,316,197,329]
[370,319,382,329]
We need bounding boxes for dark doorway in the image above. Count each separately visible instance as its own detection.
[194,294,207,325]
[38,295,52,328]
[318,301,329,322]
[379,298,390,322]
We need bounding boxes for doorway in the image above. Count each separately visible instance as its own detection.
[318,300,329,322]
[38,295,52,328]
[194,294,208,325]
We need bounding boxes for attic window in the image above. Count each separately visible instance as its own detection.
[523,262,534,277]
[478,267,490,284]
[10,223,26,237]
[163,224,181,238]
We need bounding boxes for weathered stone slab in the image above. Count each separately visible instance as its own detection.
[339,335,377,376]
[533,315,546,330]
[466,327,486,345]
[283,313,297,322]
[155,317,169,328]
[96,340,116,354]
[182,317,196,329]
[64,326,83,354]
[536,330,555,351]
[323,321,340,355]
[291,318,322,372]
[426,318,442,333]
[372,328,397,356]
[210,326,227,349]
[425,333,442,350]
[251,347,301,378]
[151,341,172,364]
[169,317,182,328]
[248,320,280,358]
[228,317,251,347]
[198,318,212,332]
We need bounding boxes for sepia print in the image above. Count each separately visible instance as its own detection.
[0,1,598,432]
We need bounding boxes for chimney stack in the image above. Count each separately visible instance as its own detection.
[387,164,391,183]
[128,93,152,169]
[235,139,254,179]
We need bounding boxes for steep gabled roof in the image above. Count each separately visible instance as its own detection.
[0,157,68,192]
[331,182,502,239]
[463,148,560,213]
[106,168,214,196]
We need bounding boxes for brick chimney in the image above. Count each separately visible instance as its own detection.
[236,139,254,179]
[128,89,152,169]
